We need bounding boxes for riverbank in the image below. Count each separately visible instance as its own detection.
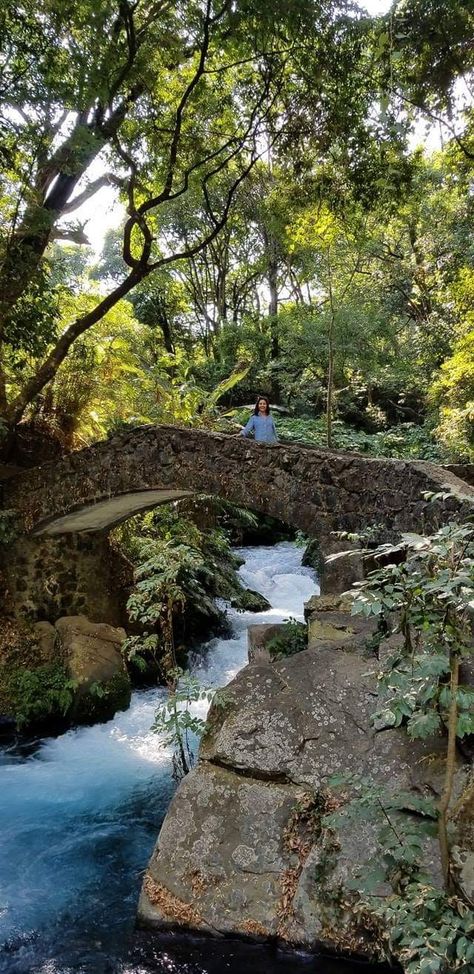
[0,542,334,974]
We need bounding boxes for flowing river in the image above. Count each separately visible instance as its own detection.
[0,542,368,974]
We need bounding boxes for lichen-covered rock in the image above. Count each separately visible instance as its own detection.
[139,631,463,955]
[138,763,381,955]
[200,647,449,791]
[138,764,301,939]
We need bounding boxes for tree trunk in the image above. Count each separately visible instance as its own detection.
[5,266,145,428]
[267,233,279,360]
[327,314,335,449]
[326,249,336,449]
[438,652,459,890]
[0,117,111,335]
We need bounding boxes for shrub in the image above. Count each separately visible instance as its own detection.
[2,663,76,729]
[267,619,308,659]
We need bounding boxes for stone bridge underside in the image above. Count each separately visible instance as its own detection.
[8,424,474,541]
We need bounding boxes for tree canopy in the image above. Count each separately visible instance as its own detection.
[0,0,472,460]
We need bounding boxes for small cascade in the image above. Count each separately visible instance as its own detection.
[0,543,373,974]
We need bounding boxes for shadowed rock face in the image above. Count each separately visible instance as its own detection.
[138,609,472,956]
[6,424,474,541]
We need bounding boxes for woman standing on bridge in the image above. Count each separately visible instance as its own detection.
[239,396,278,443]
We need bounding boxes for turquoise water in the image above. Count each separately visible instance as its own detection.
[0,543,371,974]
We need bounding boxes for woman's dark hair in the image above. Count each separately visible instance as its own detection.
[254,395,270,415]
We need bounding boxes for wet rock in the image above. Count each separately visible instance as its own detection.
[139,634,463,955]
[230,588,271,613]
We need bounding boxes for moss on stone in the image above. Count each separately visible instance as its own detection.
[230,587,271,612]
[72,670,132,725]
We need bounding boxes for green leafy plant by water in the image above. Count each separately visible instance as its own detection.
[323,518,474,973]
[4,664,77,729]
[349,520,474,887]
[267,618,307,659]
[152,668,215,780]
[324,776,474,974]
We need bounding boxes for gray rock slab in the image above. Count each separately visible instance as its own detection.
[138,762,302,939]
[201,648,448,793]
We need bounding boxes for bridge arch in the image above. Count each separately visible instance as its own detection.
[7,424,474,541]
[3,424,473,622]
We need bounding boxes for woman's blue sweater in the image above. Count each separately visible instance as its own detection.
[240,413,278,443]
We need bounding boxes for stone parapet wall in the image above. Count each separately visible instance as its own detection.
[3,426,474,615]
[6,425,474,543]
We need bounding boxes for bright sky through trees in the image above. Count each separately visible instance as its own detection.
[62,0,396,254]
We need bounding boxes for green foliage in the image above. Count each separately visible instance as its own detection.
[277,418,450,461]
[323,521,474,970]
[267,618,308,659]
[374,884,474,974]
[152,667,214,780]
[3,663,77,729]
[326,775,438,886]
[349,521,474,742]
[430,331,474,461]
[122,633,160,673]
[126,540,204,630]
[118,499,263,674]
[325,774,474,974]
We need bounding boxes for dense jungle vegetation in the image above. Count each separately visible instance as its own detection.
[1,1,473,971]
[0,0,472,464]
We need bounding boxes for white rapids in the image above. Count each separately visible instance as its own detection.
[0,541,318,974]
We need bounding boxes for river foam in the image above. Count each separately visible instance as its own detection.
[0,541,320,973]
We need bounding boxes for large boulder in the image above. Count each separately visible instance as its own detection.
[55,615,131,722]
[0,614,131,731]
[138,613,466,955]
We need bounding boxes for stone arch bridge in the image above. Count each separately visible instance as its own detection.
[3,425,474,624]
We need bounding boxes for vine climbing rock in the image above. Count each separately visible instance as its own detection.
[138,609,471,956]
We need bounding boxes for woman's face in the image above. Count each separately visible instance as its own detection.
[257,399,268,414]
